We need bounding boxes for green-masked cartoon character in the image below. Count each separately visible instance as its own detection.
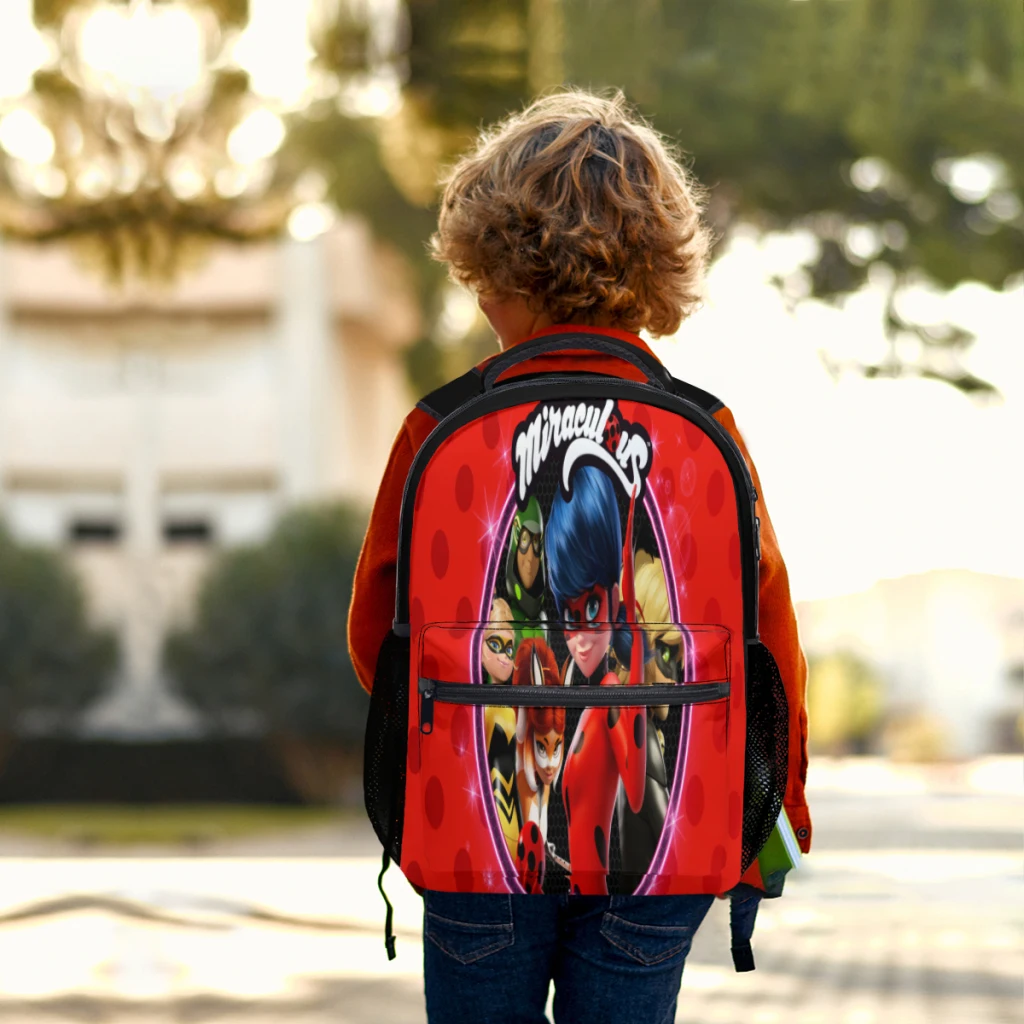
[505,495,547,641]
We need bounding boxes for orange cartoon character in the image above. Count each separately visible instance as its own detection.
[512,638,565,893]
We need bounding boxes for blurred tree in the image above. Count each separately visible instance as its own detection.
[0,526,117,740]
[560,0,1023,398]
[807,650,884,755]
[164,504,369,802]
[295,0,1022,397]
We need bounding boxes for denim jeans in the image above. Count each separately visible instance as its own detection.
[422,891,714,1024]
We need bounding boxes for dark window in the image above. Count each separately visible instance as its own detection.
[69,519,122,544]
[163,518,213,544]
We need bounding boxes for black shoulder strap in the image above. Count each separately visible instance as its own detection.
[416,367,484,421]
[670,375,724,415]
[416,365,723,421]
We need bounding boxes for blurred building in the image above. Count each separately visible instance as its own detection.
[0,222,418,737]
[797,570,1024,757]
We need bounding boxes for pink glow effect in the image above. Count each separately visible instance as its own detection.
[471,483,525,894]
[635,485,696,896]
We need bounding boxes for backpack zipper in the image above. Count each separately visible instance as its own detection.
[418,678,730,733]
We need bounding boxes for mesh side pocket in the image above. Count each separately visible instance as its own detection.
[363,629,410,861]
[740,640,789,872]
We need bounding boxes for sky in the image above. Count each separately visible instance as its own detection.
[650,230,1023,603]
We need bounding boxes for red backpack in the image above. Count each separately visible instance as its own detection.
[364,333,789,966]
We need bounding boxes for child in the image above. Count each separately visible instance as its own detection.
[349,89,809,1024]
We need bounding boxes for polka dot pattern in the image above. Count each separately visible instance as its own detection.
[456,597,473,623]
[454,847,474,891]
[679,458,697,497]
[482,416,501,449]
[703,598,721,624]
[424,776,445,829]
[707,471,725,516]
[679,532,698,580]
[431,530,449,579]
[710,844,727,873]
[455,465,474,511]
[656,466,675,504]
[406,861,425,890]
[712,706,728,753]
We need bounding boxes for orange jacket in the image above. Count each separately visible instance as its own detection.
[348,326,811,853]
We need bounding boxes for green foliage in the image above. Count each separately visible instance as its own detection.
[165,504,369,745]
[807,650,884,755]
[563,0,1023,293]
[0,526,117,732]
[298,0,1022,397]
[0,803,340,847]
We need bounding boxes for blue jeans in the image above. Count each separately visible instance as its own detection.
[423,892,714,1024]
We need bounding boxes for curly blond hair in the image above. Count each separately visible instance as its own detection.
[431,90,711,336]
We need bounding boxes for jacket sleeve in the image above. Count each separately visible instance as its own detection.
[714,406,812,853]
[347,423,417,693]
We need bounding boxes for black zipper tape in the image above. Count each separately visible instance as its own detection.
[395,376,759,642]
[418,678,730,733]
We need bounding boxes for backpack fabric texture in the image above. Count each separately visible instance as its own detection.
[363,333,793,967]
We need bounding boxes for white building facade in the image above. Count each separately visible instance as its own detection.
[0,222,419,737]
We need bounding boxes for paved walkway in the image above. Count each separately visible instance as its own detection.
[0,758,1020,1023]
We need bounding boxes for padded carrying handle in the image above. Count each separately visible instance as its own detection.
[482,332,672,391]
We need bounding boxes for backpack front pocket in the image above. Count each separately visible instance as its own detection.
[406,622,737,896]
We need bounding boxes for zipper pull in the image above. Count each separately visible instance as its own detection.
[754,516,761,562]
[419,678,435,734]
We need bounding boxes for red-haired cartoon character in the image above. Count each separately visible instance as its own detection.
[546,465,646,894]
[511,638,564,892]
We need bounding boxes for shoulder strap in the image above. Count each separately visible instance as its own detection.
[669,375,724,415]
[416,367,483,421]
[729,892,760,972]
[416,366,724,422]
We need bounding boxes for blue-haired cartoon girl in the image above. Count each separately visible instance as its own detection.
[546,464,647,894]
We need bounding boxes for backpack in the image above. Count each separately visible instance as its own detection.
[364,332,791,969]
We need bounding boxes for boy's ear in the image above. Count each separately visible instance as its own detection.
[611,582,621,621]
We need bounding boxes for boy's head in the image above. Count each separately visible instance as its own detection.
[432,89,711,343]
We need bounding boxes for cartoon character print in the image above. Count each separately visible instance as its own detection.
[547,465,647,895]
[511,638,565,893]
[611,551,677,878]
[504,496,547,643]
[480,598,522,858]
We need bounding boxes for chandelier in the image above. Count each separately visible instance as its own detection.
[0,0,405,279]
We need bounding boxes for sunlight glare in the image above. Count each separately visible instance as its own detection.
[0,108,55,164]
[287,202,336,241]
[233,0,316,109]
[227,109,286,165]
[78,3,205,101]
[0,0,53,101]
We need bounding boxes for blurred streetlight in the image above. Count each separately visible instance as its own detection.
[0,0,406,279]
